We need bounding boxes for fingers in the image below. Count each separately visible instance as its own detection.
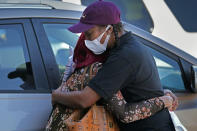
[164,89,178,104]
[61,86,69,92]
[61,86,66,92]
[172,99,178,111]
[159,95,173,109]
[164,89,179,111]
[164,89,177,101]
[60,82,69,92]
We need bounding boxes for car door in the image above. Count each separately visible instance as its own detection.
[132,33,197,131]
[0,19,51,131]
[31,18,79,88]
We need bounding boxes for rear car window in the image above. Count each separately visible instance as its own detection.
[43,23,79,75]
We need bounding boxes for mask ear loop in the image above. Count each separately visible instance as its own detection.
[97,25,111,42]
[105,25,112,32]
[99,25,112,51]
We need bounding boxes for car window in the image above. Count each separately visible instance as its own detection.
[146,46,185,91]
[165,0,197,32]
[43,24,79,75]
[0,24,35,90]
[81,0,154,32]
[132,35,185,91]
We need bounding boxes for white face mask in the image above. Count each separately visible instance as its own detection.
[85,25,111,55]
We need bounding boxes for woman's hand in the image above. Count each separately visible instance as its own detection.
[164,89,179,111]
[61,85,69,92]
[159,95,173,110]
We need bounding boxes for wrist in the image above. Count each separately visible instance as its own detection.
[52,90,59,103]
[158,97,165,109]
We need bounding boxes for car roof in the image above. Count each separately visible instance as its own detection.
[0,8,82,19]
[0,0,86,11]
[0,0,85,19]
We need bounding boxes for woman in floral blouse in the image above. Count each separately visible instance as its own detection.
[45,33,176,131]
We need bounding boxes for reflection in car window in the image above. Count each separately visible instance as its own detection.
[0,25,35,90]
[147,47,185,91]
[43,24,79,75]
[165,0,197,32]
[81,0,154,32]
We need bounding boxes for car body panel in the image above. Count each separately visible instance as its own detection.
[174,92,197,130]
[0,94,52,131]
[0,18,52,130]
[176,108,197,131]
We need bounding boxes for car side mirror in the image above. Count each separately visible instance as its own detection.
[191,65,197,92]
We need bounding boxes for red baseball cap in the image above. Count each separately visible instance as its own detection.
[68,0,120,33]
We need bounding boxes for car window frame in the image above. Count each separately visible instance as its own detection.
[31,18,78,90]
[0,19,50,93]
[131,33,193,93]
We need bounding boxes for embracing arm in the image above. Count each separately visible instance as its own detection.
[105,91,173,123]
[52,85,177,124]
[52,86,100,109]
[52,85,174,122]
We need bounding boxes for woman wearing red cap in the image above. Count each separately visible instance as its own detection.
[50,1,177,130]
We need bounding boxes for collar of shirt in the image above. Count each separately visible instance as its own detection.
[118,31,133,46]
[108,31,132,53]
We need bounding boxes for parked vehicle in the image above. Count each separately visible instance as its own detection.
[0,0,197,131]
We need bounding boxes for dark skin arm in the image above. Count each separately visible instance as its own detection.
[52,86,100,109]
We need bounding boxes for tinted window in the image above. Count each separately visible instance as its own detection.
[133,35,185,91]
[43,24,79,75]
[0,24,35,90]
[165,0,197,32]
[147,47,185,91]
[81,0,154,32]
